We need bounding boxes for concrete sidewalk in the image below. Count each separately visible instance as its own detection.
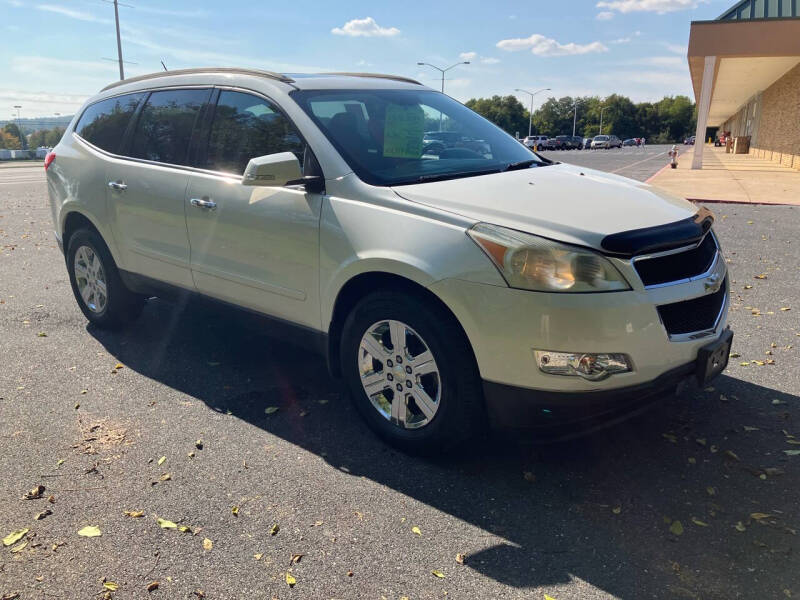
[647,144,800,205]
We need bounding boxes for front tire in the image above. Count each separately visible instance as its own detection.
[66,228,144,329]
[340,291,484,454]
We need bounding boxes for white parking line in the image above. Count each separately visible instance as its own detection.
[609,150,668,174]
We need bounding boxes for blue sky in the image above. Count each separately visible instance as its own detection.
[1,0,735,119]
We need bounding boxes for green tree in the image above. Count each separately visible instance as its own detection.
[3,123,24,149]
[464,95,530,137]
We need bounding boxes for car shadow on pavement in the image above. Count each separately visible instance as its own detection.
[89,296,800,598]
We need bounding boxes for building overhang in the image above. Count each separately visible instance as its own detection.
[688,18,800,126]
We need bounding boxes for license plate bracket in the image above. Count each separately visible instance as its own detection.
[696,329,733,385]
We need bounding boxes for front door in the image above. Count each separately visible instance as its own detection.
[107,87,210,289]
[185,89,322,329]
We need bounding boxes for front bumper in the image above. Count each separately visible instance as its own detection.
[483,360,696,433]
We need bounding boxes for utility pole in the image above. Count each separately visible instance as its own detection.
[514,88,550,138]
[114,0,124,80]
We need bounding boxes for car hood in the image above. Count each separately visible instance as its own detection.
[391,162,698,251]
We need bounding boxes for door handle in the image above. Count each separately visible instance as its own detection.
[190,198,217,210]
[107,181,127,191]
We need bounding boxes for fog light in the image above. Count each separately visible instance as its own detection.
[534,350,632,381]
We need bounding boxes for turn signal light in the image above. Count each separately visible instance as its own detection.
[534,350,632,381]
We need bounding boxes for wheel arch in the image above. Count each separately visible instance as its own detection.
[61,209,123,267]
[326,271,478,379]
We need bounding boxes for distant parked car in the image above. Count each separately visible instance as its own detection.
[684,135,696,145]
[570,136,584,150]
[591,135,622,149]
[554,135,576,150]
[523,135,548,149]
[623,138,637,147]
[582,137,592,149]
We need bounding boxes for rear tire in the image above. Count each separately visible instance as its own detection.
[66,228,145,329]
[340,290,484,454]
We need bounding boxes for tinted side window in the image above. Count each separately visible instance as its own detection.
[203,90,304,175]
[74,93,145,153]
[129,89,208,165]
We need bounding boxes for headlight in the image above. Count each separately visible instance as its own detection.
[467,223,630,292]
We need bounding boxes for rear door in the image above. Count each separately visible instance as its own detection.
[106,87,210,289]
[184,88,323,328]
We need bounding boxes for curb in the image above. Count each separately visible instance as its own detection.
[687,198,795,206]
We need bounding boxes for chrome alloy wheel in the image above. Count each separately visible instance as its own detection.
[358,320,441,429]
[73,245,107,314]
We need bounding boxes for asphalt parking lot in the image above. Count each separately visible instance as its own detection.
[1,161,799,599]
[537,143,680,181]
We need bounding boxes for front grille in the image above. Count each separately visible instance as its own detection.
[657,278,727,336]
[634,234,717,287]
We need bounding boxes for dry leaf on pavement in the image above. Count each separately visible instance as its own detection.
[77,526,101,537]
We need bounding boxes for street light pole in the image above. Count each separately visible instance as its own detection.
[13,105,25,150]
[599,105,607,136]
[572,102,578,137]
[113,0,124,80]
[514,87,550,138]
[416,61,470,94]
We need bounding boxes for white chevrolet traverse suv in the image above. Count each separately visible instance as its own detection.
[46,68,732,452]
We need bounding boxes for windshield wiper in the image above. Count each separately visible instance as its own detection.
[411,168,503,184]
[503,159,540,172]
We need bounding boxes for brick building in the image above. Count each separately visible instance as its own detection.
[688,0,800,169]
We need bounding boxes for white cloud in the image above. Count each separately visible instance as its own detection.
[610,37,632,44]
[596,11,615,19]
[331,17,399,37]
[459,51,478,61]
[36,4,111,23]
[497,34,608,57]
[596,0,703,14]
[664,42,688,54]
[481,57,501,64]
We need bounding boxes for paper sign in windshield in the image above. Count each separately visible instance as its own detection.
[383,104,424,158]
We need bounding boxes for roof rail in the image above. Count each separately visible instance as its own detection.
[324,72,422,85]
[100,67,295,92]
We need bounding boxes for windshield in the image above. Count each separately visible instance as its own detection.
[291,88,545,186]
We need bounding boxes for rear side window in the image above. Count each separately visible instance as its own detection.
[203,90,304,175]
[129,88,209,166]
[74,93,145,153]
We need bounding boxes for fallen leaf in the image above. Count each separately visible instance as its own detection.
[743,426,759,432]
[157,518,177,529]
[193,591,205,599]
[35,509,52,520]
[729,352,741,358]
[159,473,171,481]
[37,332,47,337]
[523,471,536,483]
[103,582,119,591]
[696,438,707,446]
[285,572,296,587]
[57,459,65,467]
[157,456,166,465]
[231,506,239,517]
[178,525,192,533]
[455,553,466,564]
[750,512,773,520]
[195,439,203,449]
[411,526,421,536]
[612,506,621,514]
[725,450,741,461]
[146,581,159,592]
[346,570,354,577]
[254,553,263,560]
[691,517,710,527]
[735,521,746,532]
[706,486,716,496]
[23,485,45,500]
[431,569,445,578]
[78,526,101,537]
[545,596,558,600]
[265,406,279,414]
[114,363,124,370]
[290,553,303,564]
[669,521,684,536]
[773,399,787,405]
[784,450,800,456]
[10,541,27,553]
[270,523,280,536]
[662,433,677,443]
[124,510,144,518]
[780,307,791,312]
[202,538,213,551]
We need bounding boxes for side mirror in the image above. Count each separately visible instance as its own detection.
[242,152,302,187]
